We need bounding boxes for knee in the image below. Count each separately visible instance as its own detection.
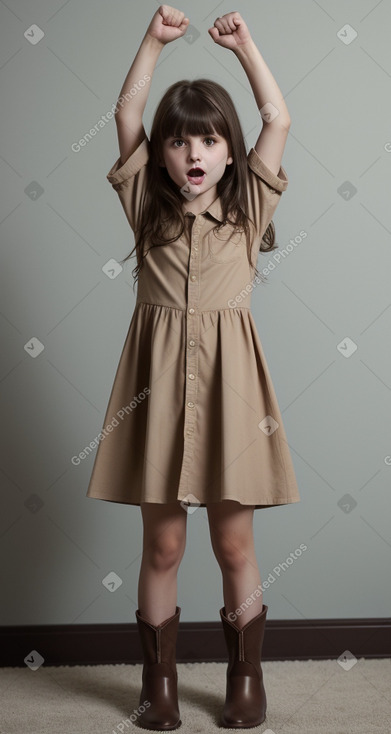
[211,535,252,573]
[145,533,185,572]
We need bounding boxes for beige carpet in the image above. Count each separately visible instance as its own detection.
[1,659,390,733]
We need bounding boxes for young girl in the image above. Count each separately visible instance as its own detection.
[87,5,300,730]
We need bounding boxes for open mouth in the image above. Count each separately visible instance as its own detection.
[187,167,206,185]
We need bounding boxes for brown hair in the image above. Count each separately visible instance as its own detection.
[119,79,278,290]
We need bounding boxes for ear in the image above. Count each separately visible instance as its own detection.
[226,154,233,165]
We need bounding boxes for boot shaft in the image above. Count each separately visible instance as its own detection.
[220,604,268,674]
[136,606,181,667]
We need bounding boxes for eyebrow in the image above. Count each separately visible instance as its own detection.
[166,133,220,140]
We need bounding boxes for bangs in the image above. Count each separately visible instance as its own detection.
[161,93,229,141]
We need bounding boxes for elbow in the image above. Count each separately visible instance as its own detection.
[268,112,291,131]
[271,116,291,134]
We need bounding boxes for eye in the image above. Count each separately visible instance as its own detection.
[173,139,185,147]
[204,137,216,146]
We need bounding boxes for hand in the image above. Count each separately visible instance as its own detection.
[146,5,189,45]
[208,11,252,50]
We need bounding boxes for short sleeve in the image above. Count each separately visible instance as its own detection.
[106,136,150,232]
[246,146,288,258]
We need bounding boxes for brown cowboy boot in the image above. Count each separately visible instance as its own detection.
[135,606,181,730]
[219,604,268,728]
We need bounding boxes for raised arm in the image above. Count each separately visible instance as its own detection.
[208,12,291,178]
[113,5,189,165]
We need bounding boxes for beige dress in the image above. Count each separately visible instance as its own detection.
[86,136,300,509]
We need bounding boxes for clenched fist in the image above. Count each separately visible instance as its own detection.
[146,5,189,45]
[208,12,252,50]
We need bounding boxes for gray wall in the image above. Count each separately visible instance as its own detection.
[1,0,390,626]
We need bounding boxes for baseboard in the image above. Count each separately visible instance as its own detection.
[1,616,390,667]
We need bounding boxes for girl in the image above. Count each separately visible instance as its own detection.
[87,5,300,730]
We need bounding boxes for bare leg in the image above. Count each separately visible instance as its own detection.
[138,501,187,626]
[206,500,263,628]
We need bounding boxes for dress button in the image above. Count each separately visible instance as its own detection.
[188,373,195,380]
[188,308,195,315]
[187,401,195,408]
[190,274,197,282]
[189,340,196,347]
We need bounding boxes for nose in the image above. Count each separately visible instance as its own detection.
[188,142,201,162]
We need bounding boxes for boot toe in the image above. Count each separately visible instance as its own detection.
[139,674,181,730]
[139,712,181,731]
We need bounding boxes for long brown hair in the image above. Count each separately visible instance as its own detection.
[119,79,278,290]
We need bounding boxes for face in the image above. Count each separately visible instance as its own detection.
[160,132,233,200]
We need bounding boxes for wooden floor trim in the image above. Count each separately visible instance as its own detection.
[1,617,390,666]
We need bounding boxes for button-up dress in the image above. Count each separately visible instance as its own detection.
[86,137,300,509]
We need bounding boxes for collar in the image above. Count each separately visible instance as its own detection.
[184,196,224,222]
[204,196,224,222]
